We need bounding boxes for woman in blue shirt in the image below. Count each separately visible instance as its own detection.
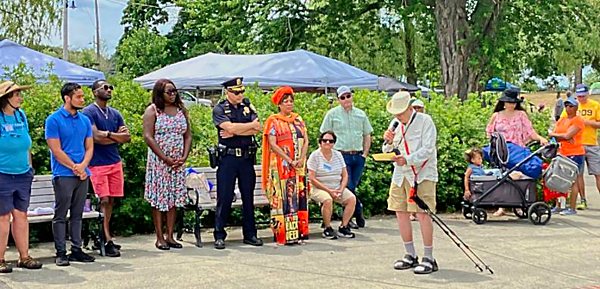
[0,81,42,273]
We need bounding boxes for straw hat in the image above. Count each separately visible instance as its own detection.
[0,81,31,98]
[386,91,411,115]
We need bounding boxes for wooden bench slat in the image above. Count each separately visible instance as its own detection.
[26,211,100,224]
[29,195,56,203]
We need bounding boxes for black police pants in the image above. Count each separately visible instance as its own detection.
[214,155,257,241]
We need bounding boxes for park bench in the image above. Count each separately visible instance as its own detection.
[25,175,106,255]
[176,165,270,247]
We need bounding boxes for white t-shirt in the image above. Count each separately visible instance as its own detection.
[307,149,346,190]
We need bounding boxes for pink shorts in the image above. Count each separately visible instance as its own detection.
[89,161,124,199]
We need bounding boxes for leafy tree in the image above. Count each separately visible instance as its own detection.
[114,27,170,77]
[120,0,174,37]
[0,0,60,46]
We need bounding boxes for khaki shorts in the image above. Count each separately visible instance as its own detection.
[584,145,600,175]
[387,179,436,213]
[310,188,355,205]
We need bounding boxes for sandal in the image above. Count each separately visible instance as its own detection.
[17,256,43,270]
[0,259,12,273]
[155,242,170,251]
[414,257,439,274]
[393,254,419,270]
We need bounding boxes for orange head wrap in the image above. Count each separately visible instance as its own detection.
[271,86,294,105]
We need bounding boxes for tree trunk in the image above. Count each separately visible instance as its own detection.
[403,1,417,85]
[435,0,470,100]
[574,64,583,87]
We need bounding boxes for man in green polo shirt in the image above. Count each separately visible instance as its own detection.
[320,86,373,228]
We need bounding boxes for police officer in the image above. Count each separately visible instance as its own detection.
[212,77,263,249]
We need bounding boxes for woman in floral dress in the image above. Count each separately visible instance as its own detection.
[143,79,192,250]
[262,86,309,245]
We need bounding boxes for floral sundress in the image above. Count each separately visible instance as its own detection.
[144,105,188,211]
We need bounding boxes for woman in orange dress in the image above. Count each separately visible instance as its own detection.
[261,86,309,245]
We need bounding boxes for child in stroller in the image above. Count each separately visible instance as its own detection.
[463,147,502,201]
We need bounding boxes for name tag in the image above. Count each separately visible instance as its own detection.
[323,163,332,171]
[2,124,14,132]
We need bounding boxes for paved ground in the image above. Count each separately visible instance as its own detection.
[1,176,600,289]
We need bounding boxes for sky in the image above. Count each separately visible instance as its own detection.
[44,0,178,56]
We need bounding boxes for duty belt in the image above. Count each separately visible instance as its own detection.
[223,147,254,157]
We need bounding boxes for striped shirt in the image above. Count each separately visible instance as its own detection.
[307,149,346,190]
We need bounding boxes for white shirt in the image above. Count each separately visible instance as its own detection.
[382,111,438,186]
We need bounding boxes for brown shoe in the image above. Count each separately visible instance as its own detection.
[17,256,43,270]
[0,259,12,273]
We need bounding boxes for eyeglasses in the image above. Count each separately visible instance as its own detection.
[228,90,245,96]
[338,94,352,101]
[96,84,114,91]
[320,139,335,144]
[165,89,178,96]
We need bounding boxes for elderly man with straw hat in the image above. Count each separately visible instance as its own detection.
[0,81,43,273]
[382,91,439,274]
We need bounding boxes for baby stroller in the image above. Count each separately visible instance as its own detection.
[461,133,560,225]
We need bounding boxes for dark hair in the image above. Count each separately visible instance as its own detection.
[464,147,483,163]
[493,100,525,113]
[92,79,106,91]
[0,91,25,124]
[318,131,337,143]
[61,82,81,102]
[151,78,185,111]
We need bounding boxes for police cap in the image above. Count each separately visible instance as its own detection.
[222,77,245,92]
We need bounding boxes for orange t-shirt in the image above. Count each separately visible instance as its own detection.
[554,115,585,156]
[561,99,600,145]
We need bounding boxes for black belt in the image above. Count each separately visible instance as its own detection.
[340,150,363,155]
[224,147,252,157]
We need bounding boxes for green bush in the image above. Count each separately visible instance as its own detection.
[7,67,550,235]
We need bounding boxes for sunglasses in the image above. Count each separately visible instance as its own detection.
[565,104,576,107]
[165,89,178,96]
[96,84,114,91]
[320,139,336,144]
[228,90,245,96]
[338,94,352,101]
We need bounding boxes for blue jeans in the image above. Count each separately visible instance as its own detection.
[342,154,366,218]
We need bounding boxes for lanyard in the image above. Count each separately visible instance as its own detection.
[399,113,428,182]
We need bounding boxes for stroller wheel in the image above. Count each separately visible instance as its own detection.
[472,208,487,225]
[462,207,472,219]
[527,202,551,225]
[513,208,528,219]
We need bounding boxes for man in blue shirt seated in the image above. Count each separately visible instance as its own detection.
[45,82,95,266]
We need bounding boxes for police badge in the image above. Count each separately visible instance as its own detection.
[243,106,250,116]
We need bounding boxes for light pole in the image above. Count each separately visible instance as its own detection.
[62,0,76,61]
[94,0,100,62]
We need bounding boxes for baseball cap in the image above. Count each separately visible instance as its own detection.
[564,96,578,106]
[336,86,352,97]
[575,84,589,97]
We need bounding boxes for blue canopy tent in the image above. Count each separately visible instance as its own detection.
[485,77,519,91]
[0,39,105,86]
[134,49,378,91]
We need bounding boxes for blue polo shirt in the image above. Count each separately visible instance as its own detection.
[45,107,93,177]
[0,110,32,174]
[82,104,125,166]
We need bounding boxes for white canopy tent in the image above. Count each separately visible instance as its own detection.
[134,50,378,91]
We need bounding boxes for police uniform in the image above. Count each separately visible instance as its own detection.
[212,77,261,248]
